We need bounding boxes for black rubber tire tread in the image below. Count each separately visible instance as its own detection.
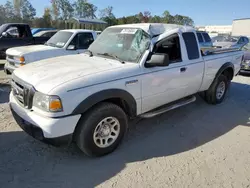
[75,102,128,157]
[204,74,229,105]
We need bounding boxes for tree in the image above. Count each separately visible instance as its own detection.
[149,15,162,23]
[99,6,117,26]
[137,11,151,23]
[21,0,36,22]
[73,0,97,18]
[51,0,74,20]
[0,5,7,24]
[5,0,20,22]
[173,15,194,26]
[13,0,21,18]
[162,10,173,23]
[51,0,60,20]
[42,8,53,27]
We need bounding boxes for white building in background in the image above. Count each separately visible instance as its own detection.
[232,18,250,37]
[196,25,232,35]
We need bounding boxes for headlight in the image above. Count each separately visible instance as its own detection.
[13,56,25,66]
[33,92,63,112]
[242,60,250,65]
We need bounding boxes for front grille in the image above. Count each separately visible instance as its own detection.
[7,55,14,60]
[11,74,35,109]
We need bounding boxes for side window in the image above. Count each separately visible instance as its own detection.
[17,26,29,38]
[202,33,212,42]
[182,32,200,60]
[69,35,77,47]
[42,32,56,37]
[196,33,204,43]
[154,34,182,63]
[238,37,244,44]
[5,27,19,38]
[78,33,94,49]
[244,37,249,43]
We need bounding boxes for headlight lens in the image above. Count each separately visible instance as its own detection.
[33,92,63,112]
[13,56,25,66]
[242,60,250,65]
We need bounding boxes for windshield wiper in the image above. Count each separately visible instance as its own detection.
[84,49,93,57]
[97,53,125,64]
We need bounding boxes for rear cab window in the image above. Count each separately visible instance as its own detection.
[182,32,200,60]
[202,32,212,42]
[196,32,204,43]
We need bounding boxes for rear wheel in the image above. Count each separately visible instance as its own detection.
[75,102,128,157]
[202,74,229,104]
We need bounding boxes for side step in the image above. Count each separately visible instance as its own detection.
[140,95,196,118]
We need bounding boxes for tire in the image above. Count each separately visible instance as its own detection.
[203,74,229,104]
[75,102,128,157]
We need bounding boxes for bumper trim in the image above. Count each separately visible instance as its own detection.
[4,63,15,75]
[10,105,73,147]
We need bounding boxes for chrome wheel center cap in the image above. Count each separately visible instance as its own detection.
[100,125,111,137]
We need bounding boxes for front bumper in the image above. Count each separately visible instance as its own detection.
[9,92,81,146]
[4,61,16,75]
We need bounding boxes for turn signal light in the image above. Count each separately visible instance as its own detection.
[19,56,25,62]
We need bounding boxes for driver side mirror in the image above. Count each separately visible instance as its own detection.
[1,32,8,38]
[145,53,170,68]
[67,45,76,50]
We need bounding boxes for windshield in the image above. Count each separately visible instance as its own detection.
[45,31,73,48]
[88,27,151,63]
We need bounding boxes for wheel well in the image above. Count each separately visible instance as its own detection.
[221,67,234,80]
[101,98,132,117]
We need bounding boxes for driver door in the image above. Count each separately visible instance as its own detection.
[141,32,203,113]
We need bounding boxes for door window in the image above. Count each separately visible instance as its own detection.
[6,27,19,38]
[78,33,94,49]
[153,34,182,63]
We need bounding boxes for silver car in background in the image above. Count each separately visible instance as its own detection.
[213,35,249,49]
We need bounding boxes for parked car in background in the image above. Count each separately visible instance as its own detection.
[196,31,213,48]
[240,42,250,74]
[4,29,97,74]
[33,30,58,38]
[0,23,52,60]
[31,28,56,35]
[9,23,243,157]
[213,35,249,49]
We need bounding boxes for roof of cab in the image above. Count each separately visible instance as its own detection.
[110,23,195,37]
[61,29,95,33]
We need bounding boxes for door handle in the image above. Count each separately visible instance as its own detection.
[180,67,187,72]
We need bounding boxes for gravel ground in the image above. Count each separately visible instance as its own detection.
[0,68,250,188]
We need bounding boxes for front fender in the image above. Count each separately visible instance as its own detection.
[72,89,137,117]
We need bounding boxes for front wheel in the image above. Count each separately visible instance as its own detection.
[203,74,229,104]
[75,102,128,157]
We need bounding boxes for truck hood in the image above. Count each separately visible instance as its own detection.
[13,54,132,94]
[6,45,57,56]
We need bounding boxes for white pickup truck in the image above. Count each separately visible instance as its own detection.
[9,23,243,157]
[4,29,97,74]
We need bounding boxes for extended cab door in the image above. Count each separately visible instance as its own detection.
[141,32,204,113]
